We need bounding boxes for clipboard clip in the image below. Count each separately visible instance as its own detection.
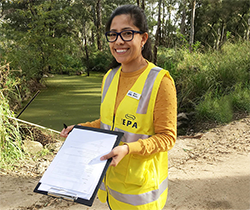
[48,187,78,202]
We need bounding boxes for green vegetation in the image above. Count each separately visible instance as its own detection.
[1,41,250,170]
[0,93,24,169]
[1,1,249,81]
[157,41,250,123]
[0,1,249,169]
[19,74,103,131]
[0,64,24,169]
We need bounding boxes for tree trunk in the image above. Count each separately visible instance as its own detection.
[141,0,145,10]
[180,0,187,35]
[162,0,165,46]
[137,0,140,7]
[83,22,90,76]
[189,0,196,52]
[167,6,171,48]
[96,0,102,50]
[247,16,250,41]
[219,21,225,48]
[153,0,162,64]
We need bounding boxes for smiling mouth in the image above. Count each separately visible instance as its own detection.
[115,49,128,53]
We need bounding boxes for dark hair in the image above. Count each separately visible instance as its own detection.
[106,5,152,68]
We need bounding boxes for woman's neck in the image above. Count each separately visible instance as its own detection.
[121,57,148,73]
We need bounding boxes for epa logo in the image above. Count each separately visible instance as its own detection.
[122,114,137,129]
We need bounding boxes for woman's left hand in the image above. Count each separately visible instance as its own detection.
[100,145,129,167]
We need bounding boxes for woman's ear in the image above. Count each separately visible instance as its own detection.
[141,32,149,47]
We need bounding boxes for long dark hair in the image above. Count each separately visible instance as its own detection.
[106,5,152,69]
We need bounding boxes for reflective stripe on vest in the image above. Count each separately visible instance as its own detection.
[100,182,106,191]
[101,66,163,115]
[101,122,150,143]
[105,176,168,206]
[101,66,120,103]
[137,66,162,114]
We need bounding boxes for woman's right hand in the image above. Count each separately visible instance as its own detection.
[60,125,74,138]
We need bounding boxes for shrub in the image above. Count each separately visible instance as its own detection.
[231,83,250,112]
[196,92,233,123]
[88,49,114,72]
[175,40,250,118]
[0,92,24,169]
[0,63,25,168]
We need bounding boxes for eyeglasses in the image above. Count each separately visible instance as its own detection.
[105,30,143,43]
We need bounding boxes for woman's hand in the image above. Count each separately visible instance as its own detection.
[100,145,129,167]
[60,125,74,138]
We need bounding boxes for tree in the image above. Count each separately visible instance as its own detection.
[180,0,187,35]
[96,0,102,50]
[189,0,196,52]
[153,0,162,64]
[2,0,74,80]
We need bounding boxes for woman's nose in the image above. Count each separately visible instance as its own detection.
[115,34,125,44]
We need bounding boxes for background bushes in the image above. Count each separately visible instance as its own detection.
[157,41,250,123]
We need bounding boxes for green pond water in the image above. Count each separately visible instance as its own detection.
[18,74,103,132]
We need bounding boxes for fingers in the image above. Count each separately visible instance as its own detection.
[100,145,129,167]
[100,151,117,167]
[60,125,74,138]
[60,128,68,138]
[100,152,113,161]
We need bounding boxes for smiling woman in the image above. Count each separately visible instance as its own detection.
[105,13,148,72]
[60,5,177,210]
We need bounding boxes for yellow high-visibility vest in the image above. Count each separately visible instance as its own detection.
[98,62,174,210]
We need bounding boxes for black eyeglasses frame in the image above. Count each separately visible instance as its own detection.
[105,30,143,43]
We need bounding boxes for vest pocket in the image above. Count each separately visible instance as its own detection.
[125,154,156,188]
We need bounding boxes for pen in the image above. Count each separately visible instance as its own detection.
[63,123,67,129]
[63,123,72,135]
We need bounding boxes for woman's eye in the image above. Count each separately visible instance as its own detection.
[125,31,132,35]
[122,31,133,37]
[109,33,116,37]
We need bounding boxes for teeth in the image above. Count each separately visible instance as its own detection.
[116,49,127,53]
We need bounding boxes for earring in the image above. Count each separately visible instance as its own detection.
[141,45,144,50]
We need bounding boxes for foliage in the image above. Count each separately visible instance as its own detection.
[1,0,249,127]
[0,62,30,111]
[156,46,181,79]
[195,92,233,123]
[196,84,250,123]
[1,0,249,80]
[174,40,250,122]
[0,63,24,169]
[88,49,114,72]
[1,0,75,80]
[231,83,250,112]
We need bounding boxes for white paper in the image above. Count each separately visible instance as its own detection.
[38,127,118,200]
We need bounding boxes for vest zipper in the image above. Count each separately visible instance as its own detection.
[111,114,115,131]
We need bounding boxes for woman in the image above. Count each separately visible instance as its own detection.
[61,5,177,210]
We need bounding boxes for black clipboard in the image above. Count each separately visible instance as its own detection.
[34,125,123,207]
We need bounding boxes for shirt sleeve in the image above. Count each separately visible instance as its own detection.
[127,74,177,155]
[78,119,101,129]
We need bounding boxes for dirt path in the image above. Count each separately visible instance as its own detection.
[1,116,250,210]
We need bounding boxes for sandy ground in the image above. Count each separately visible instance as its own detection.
[1,116,250,210]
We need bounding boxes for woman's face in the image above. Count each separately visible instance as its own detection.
[108,14,148,66]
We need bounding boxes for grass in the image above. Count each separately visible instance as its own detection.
[0,92,24,169]
[18,73,103,131]
[196,84,250,123]
[157,41,250,122]
[0,63,25,169]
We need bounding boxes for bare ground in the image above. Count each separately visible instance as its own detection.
[1,116,250,210]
